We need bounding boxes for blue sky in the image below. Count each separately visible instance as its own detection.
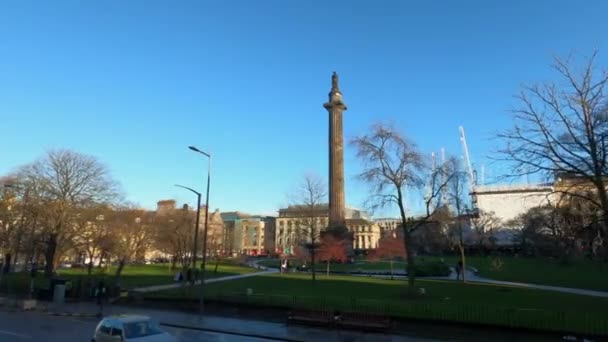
[1,1,607,217]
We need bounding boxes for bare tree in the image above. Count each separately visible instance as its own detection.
[289,174,327,282]
[351,123,453,288]
[20,150,119,276]
[445,158,470,282]
[73,206,112,275]
[498,52,608,247]
[109,207,155,286]
[153,207,194,271]
[472,210,501,252]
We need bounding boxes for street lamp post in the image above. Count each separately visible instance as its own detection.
[188,145,211,311]
[174,184,202,270]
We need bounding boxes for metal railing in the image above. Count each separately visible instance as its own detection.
[192,291,608,337]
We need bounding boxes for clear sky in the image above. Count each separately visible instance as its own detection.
[1,1,607,217]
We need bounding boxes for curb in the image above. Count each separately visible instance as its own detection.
[160,322,304,342]
[46,311,99,318]
[43,313,304,341]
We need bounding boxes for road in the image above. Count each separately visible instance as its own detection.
[0,311,275,341]
[0,310,435,342]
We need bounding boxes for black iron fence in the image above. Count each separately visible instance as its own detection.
[190,291,608,337]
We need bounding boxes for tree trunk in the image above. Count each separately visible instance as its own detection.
[390,259,394,280]
[171,256,177,271]
[24,216,38,269]
[214,256,219,274]
[404,231,416,288]
[326,260,330,276]
[311,248,316,282]
[396,189,415,288]
[87,258,93,276]
[459,243,466,283]
[97,253,104,269]
[44,233,58,278]
[114,257,126,288]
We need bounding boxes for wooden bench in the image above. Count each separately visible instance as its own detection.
[287,309,332,327]
[337,312,390,332]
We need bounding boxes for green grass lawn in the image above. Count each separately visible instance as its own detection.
[262,256,608,291]
[0,262,256,295]
[57,263,256,288]
[149,273,608,336]
[435,255,608,292]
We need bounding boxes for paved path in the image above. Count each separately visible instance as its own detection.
[132,260,277,293]
[133,260,608,298]
[132,269,278,293]
[451,269,608,298]
[332,266,608,298]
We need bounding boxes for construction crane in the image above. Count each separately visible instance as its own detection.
[425,152,437,210]
[440,148,448,207]
[459,126,479,214]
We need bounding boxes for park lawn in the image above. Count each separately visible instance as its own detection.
[444,256,608,292]
[260,256,608,291]
[58,263,257,288]
[0,263,256,294]
[150,273,608,335]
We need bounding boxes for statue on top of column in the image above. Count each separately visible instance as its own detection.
[331,71,340,92]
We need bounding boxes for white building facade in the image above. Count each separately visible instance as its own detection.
[472,184,553,223]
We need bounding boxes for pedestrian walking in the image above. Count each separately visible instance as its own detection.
[456,260,463,280]
[95,280,107,317]
[186,268,192,284]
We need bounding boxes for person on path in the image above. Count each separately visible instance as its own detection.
[456,261,463,280]
[186,268,193,284]
[95,280,107,317]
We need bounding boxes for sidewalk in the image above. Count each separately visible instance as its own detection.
[42,302,428,342]
[434,268,608,298]
[345,267,608,298]
[132,269,277,293]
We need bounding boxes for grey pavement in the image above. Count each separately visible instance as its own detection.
[452,269,608,298]
[346,267,608,298]
[132,268,277,293]
[8,302,436,341]
[0,309,299,342]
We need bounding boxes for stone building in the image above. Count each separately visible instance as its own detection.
[262,216,276,254]
[374,218,402,238]
[274,204,380,255]
[221,212,275,256]
[156,200,177,215]
[153,200,226,257]
[202,207,225,256]
[234,217,266,255]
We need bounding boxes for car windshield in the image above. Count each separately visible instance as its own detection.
[123,320,164,339]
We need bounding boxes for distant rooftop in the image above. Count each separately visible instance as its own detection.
[473,184,553,194]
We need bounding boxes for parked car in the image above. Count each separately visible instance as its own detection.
[92,315,176,342]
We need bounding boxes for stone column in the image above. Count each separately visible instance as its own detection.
[324,72,347,229]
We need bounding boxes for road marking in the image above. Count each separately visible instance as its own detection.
[0,329,31,339]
